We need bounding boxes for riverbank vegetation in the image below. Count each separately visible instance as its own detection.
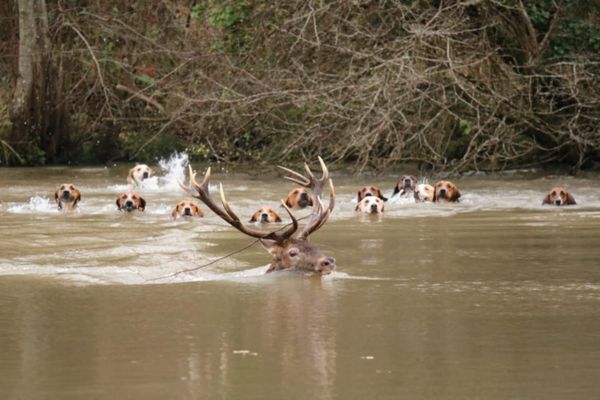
[1,0,598,172]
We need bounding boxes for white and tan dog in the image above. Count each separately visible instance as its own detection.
[116,192,146,212]
[392,175,417,197]
[284,187,313,209]
[249,207,282,223]
[542,187,576,206]
[127,164,154,187]
[54,183,81,211]
[414,183,435,202]
[355,196,385,214]
[171,200,204,219]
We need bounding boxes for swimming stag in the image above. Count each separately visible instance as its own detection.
[179,157,336,276]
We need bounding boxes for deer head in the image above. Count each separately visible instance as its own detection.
[179,157,336,276]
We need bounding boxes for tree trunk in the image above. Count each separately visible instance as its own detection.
[9,0,68,164]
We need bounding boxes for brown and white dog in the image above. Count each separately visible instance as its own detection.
[54,183,81,210]
[355,196,385,214]
[116,192,146,212]
[249,207,282,223]
[414,183,435,202]
[542,187,576,206]
[284,187,314,209]
[127,164,154,187]
[392,175,417,197]
[432,180,461,202]
[357,186,388,202]
[171,200,204,219]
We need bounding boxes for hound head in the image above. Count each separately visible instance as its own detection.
[284,187,314,209]
[171,200,204,219]
[116,192,146,212]
[250,207,282,223]
[543,187,576,206]
[413,183,435,202]
[355,196,385,214]
[433,180,461,202]
[393,175,417,196]
[128,164,154,186]
[357,186,388,202]
[54,183,81,210]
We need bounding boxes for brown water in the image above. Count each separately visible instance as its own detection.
[2,156,600,399]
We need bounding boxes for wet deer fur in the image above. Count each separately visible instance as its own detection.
[179,157,336,276]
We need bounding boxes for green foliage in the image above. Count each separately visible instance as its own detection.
[22,146,46,166]
[191,0,253,53]
[524,0,600,59]
[117,131,185,163]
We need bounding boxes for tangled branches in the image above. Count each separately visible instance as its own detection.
[2,0,598,172]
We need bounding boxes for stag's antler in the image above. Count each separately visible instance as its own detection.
[278,156,335,241]
[179,166,298,243]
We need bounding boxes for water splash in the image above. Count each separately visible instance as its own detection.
[158,151,190,190]
[7,196,58,214]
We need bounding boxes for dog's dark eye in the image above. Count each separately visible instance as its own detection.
[551,191,556,196]
[560,191,565,196]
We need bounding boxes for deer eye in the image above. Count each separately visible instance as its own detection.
[288,248,299,257]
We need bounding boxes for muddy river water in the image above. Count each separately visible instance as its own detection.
[1,154,600,399]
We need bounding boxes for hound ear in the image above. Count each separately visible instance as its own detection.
[354,202,361,212]
[357,191,362,202]
[171,207,179,219]
[116,196,122,209]
[542,194,551,205]
[54,189,59,203]
[140,197,146,211]
[454,189,461,202]
[195,205,204,217]
[567,193,577,205]
[148,167,155,176]
[392,185,400,196]
[249,212,258,222]
[274,214,282,223]
[377,190,388,202]
[284,198,293,208]
[74,191,81,204]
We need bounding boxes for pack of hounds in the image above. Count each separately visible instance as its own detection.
[54,165,578,218]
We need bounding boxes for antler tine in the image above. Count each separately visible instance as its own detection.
[297,177,335,240]
[278,200,299,239]
[278,165,310,187]
[190,165,211,194]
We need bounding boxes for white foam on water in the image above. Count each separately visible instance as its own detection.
[6,196,59,214]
